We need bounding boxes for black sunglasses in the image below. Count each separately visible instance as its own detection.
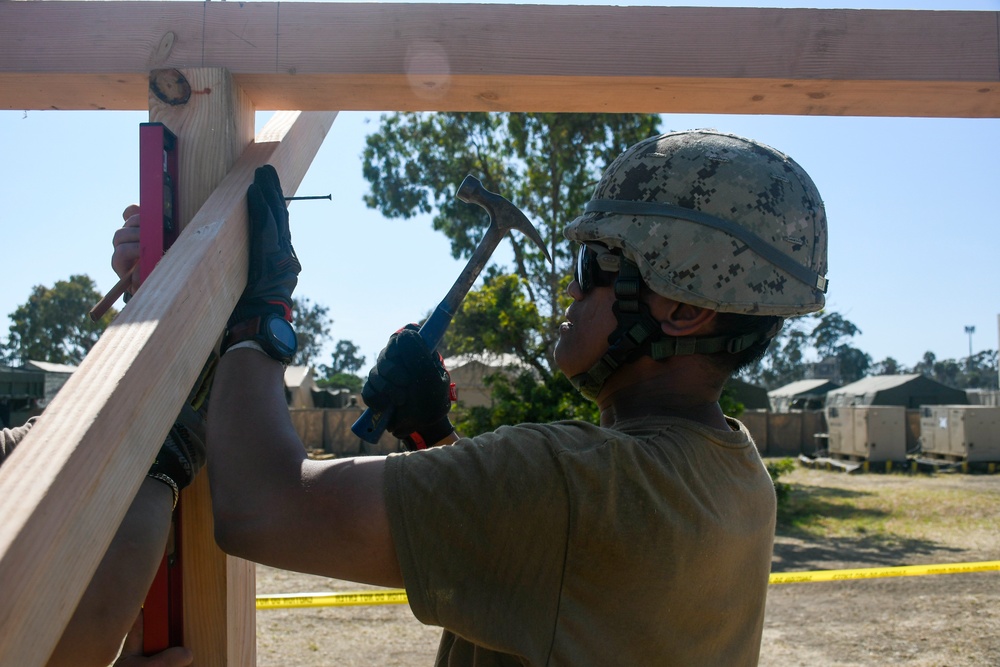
[575,243,621,293]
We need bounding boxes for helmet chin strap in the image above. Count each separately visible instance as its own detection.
[570,258,777,401]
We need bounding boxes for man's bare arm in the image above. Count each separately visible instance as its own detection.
[208,349,402,588]
[46,479,179,666]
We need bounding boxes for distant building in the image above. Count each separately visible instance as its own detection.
[284,365,319,409]
[966,388,1000,407]
[442,353,531,409]
[284,365,358,409]
[23,360,77,408]
[803,356,841,383]
[0,365,46,427]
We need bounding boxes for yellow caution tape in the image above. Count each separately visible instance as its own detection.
[256,589,408,609]
[256,560,1000,609]
[768,560,1000,585]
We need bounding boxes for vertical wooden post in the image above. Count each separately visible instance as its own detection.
[147,67,256,666]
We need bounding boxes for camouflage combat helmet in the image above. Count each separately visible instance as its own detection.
[565,129,828,316]
[562,130,829,400]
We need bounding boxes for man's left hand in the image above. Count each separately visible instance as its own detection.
[228,165,300,327]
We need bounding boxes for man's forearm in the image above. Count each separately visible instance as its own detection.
[47,478,173,667]
[207,349,307,557]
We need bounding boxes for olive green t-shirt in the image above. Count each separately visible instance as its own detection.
[0,417,36,465]
[384,417,775,667]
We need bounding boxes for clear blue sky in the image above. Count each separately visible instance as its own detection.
[2,0,998,375]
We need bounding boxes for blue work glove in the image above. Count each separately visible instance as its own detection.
[362,325,456,450]
[228,165,300,328]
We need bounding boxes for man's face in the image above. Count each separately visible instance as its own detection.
[553,244,620,379]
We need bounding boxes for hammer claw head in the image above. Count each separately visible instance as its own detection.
[456,174,552,263]
[517,217,553,264]
[456,175,483,204]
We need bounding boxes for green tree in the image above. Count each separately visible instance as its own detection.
[2,274,114,365]
[317,340,367,393]
[292,296,332,366]
[871,356,905,375]
[363,112,661,426]
[742,316,811,388]
[913,349,998,389]
[964,350,999,389]
[742,311,869,388]
[443,269,550,377]
[811,312,860,359]
[835,346,872,384]
[811,312,870,383]
[324,339,366,374]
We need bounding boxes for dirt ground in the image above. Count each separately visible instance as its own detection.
[255,466,1000,666]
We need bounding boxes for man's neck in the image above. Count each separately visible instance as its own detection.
[595,358,732,431]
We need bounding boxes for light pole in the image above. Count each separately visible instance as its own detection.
[964,325,975,360]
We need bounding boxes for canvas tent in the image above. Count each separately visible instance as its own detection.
[768,379,841,412]
[725,378,770,411]
[825,374,968,409]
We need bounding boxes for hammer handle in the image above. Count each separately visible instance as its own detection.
[350,306,453,444]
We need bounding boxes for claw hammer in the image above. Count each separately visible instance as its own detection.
[352,175,552,444]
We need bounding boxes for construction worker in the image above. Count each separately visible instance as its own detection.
[201,130,829,665]
[1,410,201,666]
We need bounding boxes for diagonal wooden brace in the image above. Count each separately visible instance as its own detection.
[0,108,336,666]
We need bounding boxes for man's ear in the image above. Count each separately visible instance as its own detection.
[657,299,717,337]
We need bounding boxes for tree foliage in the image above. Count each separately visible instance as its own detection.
[362,112,661,425]
[455,370,599,437]
[909,349,998,390]
[2,274,114,365]
[291,296,332,367]
[317,340,367,392]
[289,297,369,392]
[742,311,871,388]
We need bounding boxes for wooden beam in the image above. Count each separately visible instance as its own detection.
[0,107,336,666]
[1,3,998,117]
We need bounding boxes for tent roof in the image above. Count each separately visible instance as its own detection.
[283,365,313,388]
[768,379,840,397]
[24,360,78,374]
[830,373,923,395]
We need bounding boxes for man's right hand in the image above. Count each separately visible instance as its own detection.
[362,325,456,450]
[111,205,141,296]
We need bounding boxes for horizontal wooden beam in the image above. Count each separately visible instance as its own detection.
[0,110,336,666]
[1,2,998,117]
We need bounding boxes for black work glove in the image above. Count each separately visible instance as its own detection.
[146,343,218,508]
[147,404,207,507]
[362,325,456,450]
[228,165,300,328]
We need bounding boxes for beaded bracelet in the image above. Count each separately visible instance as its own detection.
[147,472,179,510]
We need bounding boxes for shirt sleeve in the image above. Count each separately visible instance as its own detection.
[0,417,37,465]
[383,423,574,660]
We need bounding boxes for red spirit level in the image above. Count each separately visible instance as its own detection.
[138,123,179,283]
[138,122,184,656]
